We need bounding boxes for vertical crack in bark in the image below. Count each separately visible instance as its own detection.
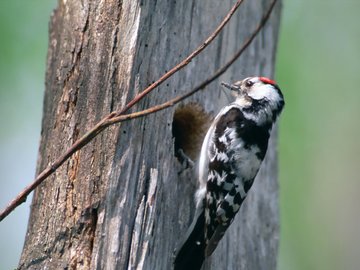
[102,0,123,114]
[68,202,99,269]
[61,3,90,110]
[128,168,158,270]
[123,160,146,269]
[66,151,80,220]
[108,24,119,113]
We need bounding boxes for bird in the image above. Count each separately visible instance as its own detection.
[173,76,285,270]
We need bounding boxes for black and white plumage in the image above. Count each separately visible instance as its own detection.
[174,77,284,270]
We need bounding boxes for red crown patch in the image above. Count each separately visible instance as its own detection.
[259,77,276,85]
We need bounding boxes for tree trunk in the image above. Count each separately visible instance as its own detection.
[19,0,282,269]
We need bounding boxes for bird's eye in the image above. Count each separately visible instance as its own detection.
[245,80,254,87]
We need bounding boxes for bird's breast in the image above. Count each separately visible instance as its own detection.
[230,143,262,181]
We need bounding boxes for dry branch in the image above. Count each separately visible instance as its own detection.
[0,0,277,222]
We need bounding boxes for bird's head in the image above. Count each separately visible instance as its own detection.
[221,76,284,115]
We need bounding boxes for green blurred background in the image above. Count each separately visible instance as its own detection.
[0,1,359,269]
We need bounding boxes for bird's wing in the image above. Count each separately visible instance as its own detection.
[204,106,247,255]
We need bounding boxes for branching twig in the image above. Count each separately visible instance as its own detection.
[107,0,278,124]
[115,0,244,116]
[0,0,243,222]
[0,0,277,222]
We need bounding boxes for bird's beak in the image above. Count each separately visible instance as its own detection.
[221,82,242,97]
[221,82,239,92]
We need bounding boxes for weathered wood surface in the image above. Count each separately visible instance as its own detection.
[19,0,282,269]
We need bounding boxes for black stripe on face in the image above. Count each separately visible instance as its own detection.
[242,98,268,115]
[243,90,284,122]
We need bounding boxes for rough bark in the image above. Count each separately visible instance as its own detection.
[19,0,282,269]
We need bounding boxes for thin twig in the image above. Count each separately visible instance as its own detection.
[0,0,277,223]
[0,0,245,222]
[116,0,244,115]
[106,0,278,125]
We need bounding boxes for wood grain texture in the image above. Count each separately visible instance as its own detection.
[19,0,282,269]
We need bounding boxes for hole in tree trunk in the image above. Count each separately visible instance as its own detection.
[172,103,212,163]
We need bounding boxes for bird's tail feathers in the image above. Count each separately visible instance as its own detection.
[204,223,228,256]
[174,208,206,270]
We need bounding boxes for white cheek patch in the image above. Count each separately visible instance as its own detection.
[248,84,278,101]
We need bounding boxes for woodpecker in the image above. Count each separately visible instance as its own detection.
[174,77,284,270]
